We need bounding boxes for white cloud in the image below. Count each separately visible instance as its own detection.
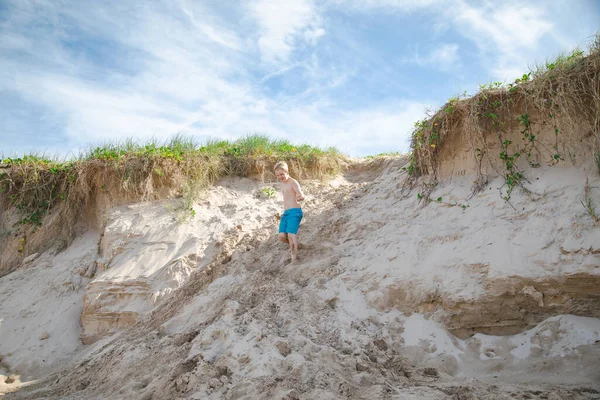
[445,1,554,81]
[0,1,253,148]
[0,33,32,51]
[405,43,461,71]
[453,4,552,51]
[1,0,596,159]
[258,64,302,84]
[333,0,556,81]
[251,0,325,64]
[261,100,430,155]
[430,44,460,65]
[304,27,326,45]
[328,102,429,154]
[180,4,242,50]
[329,0,441,13]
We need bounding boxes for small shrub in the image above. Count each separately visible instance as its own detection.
[581,175,599,223]
[260,187,276,199]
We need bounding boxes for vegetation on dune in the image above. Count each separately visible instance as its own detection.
[0,135,344,232]
[406,35,600,202]
[363,151,403,159]
[581,175,599,222]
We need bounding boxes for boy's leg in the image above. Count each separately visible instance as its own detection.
[278,233,289,244]
[287,211,302,262]
[288,233,298,261]
[278,212,288,244]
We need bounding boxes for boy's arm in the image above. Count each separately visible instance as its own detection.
[292,179,305,201]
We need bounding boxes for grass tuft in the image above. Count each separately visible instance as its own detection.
[581,175,599,223]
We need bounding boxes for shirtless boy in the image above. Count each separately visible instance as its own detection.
[274,161,305,262]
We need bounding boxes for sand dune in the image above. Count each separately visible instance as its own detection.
[1,155,599,399]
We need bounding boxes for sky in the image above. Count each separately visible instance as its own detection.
[0,0,598,157]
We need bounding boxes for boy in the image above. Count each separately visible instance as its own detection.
[274,161,305,262]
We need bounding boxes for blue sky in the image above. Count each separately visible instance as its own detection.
[1,0,598,157]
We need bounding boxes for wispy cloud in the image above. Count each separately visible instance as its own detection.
[329,0,442,13]
[430,44,460,66]
[251,0,324,64]
[339,0,589,82]
[324,101,430,154]
[0,0,597,157]
[402,43,461,71]
[447,1,553,80]
[1,1,252,151]
[243,99,430,154]
[2,0,341,156]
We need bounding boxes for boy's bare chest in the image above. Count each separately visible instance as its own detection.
[281,182,294,195]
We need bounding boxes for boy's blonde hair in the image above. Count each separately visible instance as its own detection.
[274,161,289,172]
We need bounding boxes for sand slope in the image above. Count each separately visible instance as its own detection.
[1,158,599,399]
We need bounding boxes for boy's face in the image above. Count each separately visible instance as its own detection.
[275,169,288,182]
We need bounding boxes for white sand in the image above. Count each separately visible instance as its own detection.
[0,231,98,394]
[1,159,599,399]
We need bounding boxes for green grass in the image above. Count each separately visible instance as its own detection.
[216,135,339,159]
[0,134,344,230]
[1,134,340,166]
[84,135,200,161]
[364,151,403,159]
[530,48,586,79]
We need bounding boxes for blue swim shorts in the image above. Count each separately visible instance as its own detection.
[279,208,303,234]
